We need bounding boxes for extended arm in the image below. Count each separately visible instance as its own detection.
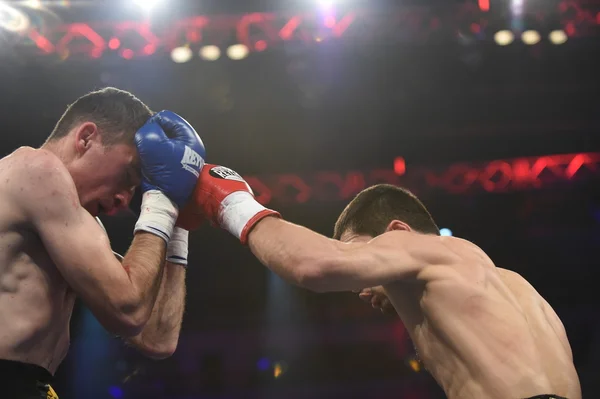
[247,217,455,292]
[179,164,458,293]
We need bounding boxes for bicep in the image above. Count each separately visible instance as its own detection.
[35,204,128,299]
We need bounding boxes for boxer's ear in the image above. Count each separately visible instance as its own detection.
[73,122,99,155]
[385,220,411,233]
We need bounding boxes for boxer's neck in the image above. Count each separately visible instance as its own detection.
[40,138,76,168]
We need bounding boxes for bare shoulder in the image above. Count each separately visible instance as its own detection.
[413,234,495,282]
[496,268,544,300]
[4,147,78,218]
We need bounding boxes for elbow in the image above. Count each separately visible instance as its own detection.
[107,312,148,338]
[104,302,152,338]
[137,340,178,360]
[293,262,331,293]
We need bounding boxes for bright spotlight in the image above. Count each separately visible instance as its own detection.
[24,0,43,9]
[0,3,30,33]
[170,46,192,63]
[226,44,249,60]
[549,30,567,45]
[318,0,334,8]
[440,228,453,237]
[133,0,160,11]
[199,45,221,61]
[494,30,514,46]
[521,30,541,45]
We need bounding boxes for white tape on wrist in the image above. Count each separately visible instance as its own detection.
[219,191,268,240]
[134,190,178,243]
[166,227,189,266]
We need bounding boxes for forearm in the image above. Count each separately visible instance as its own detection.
[126,262,186,359]
[247,217,351,291]
[121,232,167,321]
[247,217,416,292]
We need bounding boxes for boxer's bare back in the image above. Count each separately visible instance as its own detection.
[0,148,77,374]
[350,235,581,399]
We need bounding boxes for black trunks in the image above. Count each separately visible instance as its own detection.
[0,359,58,399]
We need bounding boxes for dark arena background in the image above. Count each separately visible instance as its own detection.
[1,0,600,398]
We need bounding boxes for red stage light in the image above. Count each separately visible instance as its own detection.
[255,40,267,52]
[108,38,120,50]
[394,157,406,176]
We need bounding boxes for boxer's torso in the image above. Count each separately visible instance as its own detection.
[0,149,76,375]
[383,239,581,399]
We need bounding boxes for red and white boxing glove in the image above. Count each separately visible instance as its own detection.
[177,164,280,244]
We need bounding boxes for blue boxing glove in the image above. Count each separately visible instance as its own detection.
[133,111,206,243]
[135,110,206,207]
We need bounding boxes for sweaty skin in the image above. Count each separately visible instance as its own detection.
[245,216,581,399]
[347,234,582,399]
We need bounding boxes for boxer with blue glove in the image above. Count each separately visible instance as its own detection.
[0,87,206,399]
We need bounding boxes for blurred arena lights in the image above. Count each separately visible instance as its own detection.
[170,46,192,63]
[478,0,490,12]
[521,30,541,45]
[199,45,221,61]
[108,386,124,399]
[227,44,249,60]
[394,157,406,176]
[12,2,600,62]
[549,29,568,45]
[440,228,453,237]
[23,0,42,9]
[494,30,515,46]
[244,152,600,205]
[0,2,30,33]
[132,0,161,11]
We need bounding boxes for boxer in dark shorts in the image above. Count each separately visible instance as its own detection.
[1,360,58,399]
[0,88,205,398]
[177,166,582,399]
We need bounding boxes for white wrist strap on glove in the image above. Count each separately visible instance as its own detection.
[166,227,189,266]
[134,190,178,244]
[220,191,278,243]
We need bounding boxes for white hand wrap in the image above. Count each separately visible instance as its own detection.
[166,227,189,266]
[219,191,279,244]
[134,190,179,244]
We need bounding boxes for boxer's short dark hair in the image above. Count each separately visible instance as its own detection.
[333,184,440,239]
[46,87,153,146]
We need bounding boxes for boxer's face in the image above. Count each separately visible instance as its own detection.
[70,123,140,216]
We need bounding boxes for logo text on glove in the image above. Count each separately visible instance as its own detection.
[209,166,246,183]
[181,146,203,178]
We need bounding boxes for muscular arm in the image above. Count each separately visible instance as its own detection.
[15,150,166,337]
[125,262,186,359]
[247,217,458,292]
